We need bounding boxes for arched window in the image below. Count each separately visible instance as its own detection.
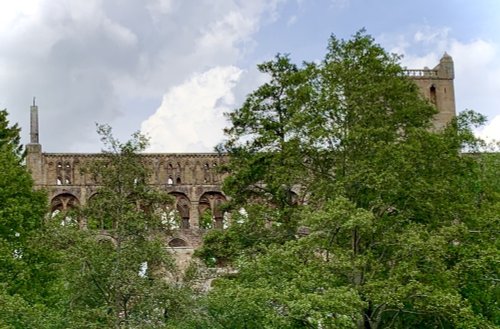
[167,176,173,185]
[168,192,191,229]
[50,193,80,226]
[203,163,211,183]
[199,207,213,229]
[198,192,227,229]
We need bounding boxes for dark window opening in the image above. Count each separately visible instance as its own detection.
[168,238,188,248]
[430,85,437,105]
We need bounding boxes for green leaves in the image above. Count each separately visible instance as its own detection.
[0,109,23,160]
[204,241,365,329]
[0,110,62,328]
[200,31,499,328]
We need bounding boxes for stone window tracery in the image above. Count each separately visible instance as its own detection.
[55,160,73,185]
[198,192,227,229]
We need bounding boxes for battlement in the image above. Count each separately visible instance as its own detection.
[403,69,439,78]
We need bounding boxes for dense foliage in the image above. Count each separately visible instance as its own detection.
[195,31,499,328]
[0,110,54,328]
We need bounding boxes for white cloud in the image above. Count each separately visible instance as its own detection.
[0,0,39,31]
[138,0,282,152]
[141,66,242,152]
[477,115,500,144]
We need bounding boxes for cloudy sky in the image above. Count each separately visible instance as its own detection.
[1,0,499,152]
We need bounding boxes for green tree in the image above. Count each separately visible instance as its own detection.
[0,110,63,328]
[200,31,499,328]
[51,125,192,328]
[200,55,314,264]
[0,109,23,159]
[221,54,312,218]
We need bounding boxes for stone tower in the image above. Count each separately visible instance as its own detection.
[26,98,43,185]
[405,53,456,130]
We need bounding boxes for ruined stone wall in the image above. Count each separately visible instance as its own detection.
[30,151,229,250]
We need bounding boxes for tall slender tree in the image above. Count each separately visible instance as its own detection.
[52,125,193,328]
[0,110,56,328]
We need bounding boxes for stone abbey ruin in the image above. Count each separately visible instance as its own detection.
[25,54,456,259]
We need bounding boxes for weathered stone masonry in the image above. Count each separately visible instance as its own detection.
[26,54,456,256]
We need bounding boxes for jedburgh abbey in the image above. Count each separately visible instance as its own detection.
[25,54,456,254]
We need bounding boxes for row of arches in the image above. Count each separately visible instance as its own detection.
[49,191,228,230]
[46,155,226,187]
[48,160,223,186]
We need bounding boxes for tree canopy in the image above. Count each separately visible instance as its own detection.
[196,31,499,329]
